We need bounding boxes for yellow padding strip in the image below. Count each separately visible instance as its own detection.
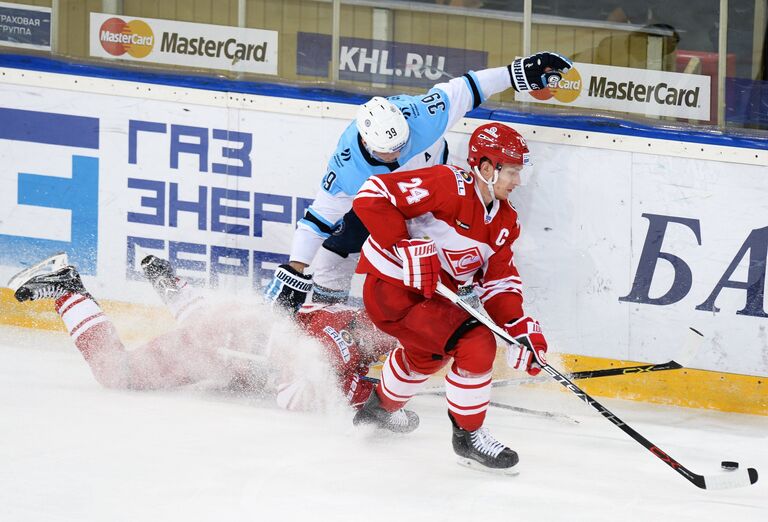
[0,289,173,343]
[557,354,767,416]
[1,290,764,415]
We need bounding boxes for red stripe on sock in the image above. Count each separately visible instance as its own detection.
[69,312,105,337]
[445,374,492,390]
[55,293,82,314]
[446,398,490,411]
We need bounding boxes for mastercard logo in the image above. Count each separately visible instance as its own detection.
[99,17,154,58]
[529,67,583,103]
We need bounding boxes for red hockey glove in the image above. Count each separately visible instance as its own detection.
[394,238,441,298]
[504,316,548,376]
[340,372,375,410]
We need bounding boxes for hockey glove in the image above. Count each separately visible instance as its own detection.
[264,264,313,313]
[510,52,572,91]
[504,316,548,376]
[394,238,441,298]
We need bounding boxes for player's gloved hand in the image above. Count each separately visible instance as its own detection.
[340,373,376,410]
[510,52,573,91]
[394,238,441,298]
[504,316,548,376]
[264,264,313,313]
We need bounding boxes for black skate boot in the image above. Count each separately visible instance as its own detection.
[8,253,88,303]
[353,387,419,434]
[140,255,185,302]
[450,414,519,474]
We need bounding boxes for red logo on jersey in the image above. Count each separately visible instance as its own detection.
[443,247,483,276]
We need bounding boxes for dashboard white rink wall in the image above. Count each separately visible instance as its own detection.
[0,68,766,378]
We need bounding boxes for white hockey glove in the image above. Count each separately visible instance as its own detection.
[510,52,572,91]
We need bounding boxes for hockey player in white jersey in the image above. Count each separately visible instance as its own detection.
[264,52,572,311]
[350,122,548,472]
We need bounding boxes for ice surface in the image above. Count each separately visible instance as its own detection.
[1,325,766,522]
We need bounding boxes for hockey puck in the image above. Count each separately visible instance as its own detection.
[721,461,739,471]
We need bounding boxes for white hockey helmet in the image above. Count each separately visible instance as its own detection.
[356,96,410,155]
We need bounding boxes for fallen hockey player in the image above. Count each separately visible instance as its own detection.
[7,253,398,414]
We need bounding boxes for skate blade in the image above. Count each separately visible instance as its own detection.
[7,253,69,291]
[457,457,520,476]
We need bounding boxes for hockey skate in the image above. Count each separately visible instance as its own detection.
[353,388,420,433]
[450,414,519,475]
[7,253,88,302]
[140,255,185,302]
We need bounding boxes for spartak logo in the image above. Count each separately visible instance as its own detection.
[99,17,154,58]
[530,66,583,103]
[443,247,483,277]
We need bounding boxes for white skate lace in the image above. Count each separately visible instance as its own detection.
[32,286,68,300]
[470,427,506,458]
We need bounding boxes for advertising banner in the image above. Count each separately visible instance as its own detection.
[297,32,487,88]
[0,1,50,50]
[515,61,711,121]
[89,12,278,75]
[0,74,765,376]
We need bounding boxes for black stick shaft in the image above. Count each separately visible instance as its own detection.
[434,282,709,488]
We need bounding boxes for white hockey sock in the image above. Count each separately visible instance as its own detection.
[445,366,492,431]
[55,293,108,343]
[165,283,205,324]
[378,346,428,410]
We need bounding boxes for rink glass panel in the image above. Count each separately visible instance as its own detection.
[0,1,764,127]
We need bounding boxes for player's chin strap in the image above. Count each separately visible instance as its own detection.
[472,165,502,201]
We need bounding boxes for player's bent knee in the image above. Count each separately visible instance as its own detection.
[450,325,497,374]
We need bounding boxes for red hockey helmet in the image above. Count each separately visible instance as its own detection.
[467,123,530,170]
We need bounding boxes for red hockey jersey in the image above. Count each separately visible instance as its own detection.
[353,164,525,324]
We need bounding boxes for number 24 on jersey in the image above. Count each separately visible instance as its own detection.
[398,178,429,204]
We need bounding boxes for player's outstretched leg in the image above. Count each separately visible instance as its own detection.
[449,413,519,473]
[353,385,419,433]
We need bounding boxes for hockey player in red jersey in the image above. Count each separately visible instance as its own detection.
[351,122,548,473]
[6,254,394,412]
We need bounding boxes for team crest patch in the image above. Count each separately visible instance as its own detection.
[443,246,484,277]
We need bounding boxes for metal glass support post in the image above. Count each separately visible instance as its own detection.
[102,1,123,14]
[753,0,766,79]
[718,0,729,127]
[50,0,59,53]
[331,0,341,83]
[523,0,532,56]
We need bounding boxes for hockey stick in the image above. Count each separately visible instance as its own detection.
[490,327,704,388]
[360,376,578,424]
[435,281,758,490]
